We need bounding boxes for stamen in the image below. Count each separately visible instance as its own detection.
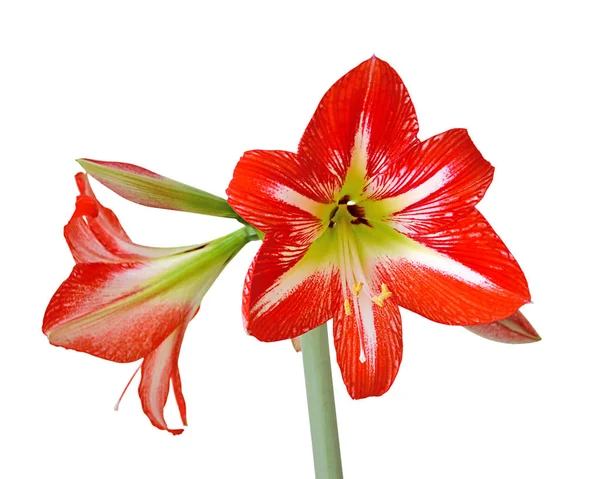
[350,217,372,227]
[371,296,384,307]
[347,204,366,218]
[371,284,393,307]
[352,281,364,296]
[329,206,339,220]
[380,283,392,300]
[114,364,142,411]
[344,299,352,315]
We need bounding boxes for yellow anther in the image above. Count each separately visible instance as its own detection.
[379,291,393,301]
[372,284,393,307]
[344,299,352,315]
[352,282,364,296]
[371,296,384,307]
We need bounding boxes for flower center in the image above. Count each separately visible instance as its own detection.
[328,195,372,228]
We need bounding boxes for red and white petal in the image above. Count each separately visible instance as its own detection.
[367,210,530,326]
[227,150,330,237]
[298,56,419,193]
[243,235,341,341]
[333,297,403,399]
[139,320,190,435]
[465,310,541,343]
[43,254,204,362]
[368,129,494,234]
[78,159,237,218]
[66,173,196,263]
[66,212,124,263]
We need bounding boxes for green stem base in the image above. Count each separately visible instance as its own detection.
[301,324,343,479]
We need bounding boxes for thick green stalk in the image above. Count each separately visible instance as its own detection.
[301,324,344,479]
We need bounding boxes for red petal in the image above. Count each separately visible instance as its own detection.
[298,56,419,189]
[243,236,341,341]
[43,261,197,362]
[465,310,541,343]
[368,129,494,233]
[377,210,530,325]
[333,298,403,399]
[227,150,328,237]
[139,322,190,434]
[66,173,194,263]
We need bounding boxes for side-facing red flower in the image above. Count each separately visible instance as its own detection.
[44,173,253,433]
[227,57,532,399]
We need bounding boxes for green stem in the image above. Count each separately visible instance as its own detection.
[301,324,344,479]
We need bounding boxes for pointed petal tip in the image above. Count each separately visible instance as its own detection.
[367,54,384,64]
[465,310,541,344]
[346,381,393,400]
[76,158,97,169]
[291,337,302,352]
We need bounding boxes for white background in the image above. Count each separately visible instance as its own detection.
[1,1,598,478]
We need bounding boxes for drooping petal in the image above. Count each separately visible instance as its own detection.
[66,173,195,263]
[78,158,237,218]
[298,56,419,197]
[226,150,330,238]
[333,297,403,399]
[243,234,341,341]
[43,258,202,362]
[354,210,530,326]
[465,310,541,343]
[139,320,191,435]
[366,129,494,233]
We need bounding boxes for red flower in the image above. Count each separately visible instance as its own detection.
[44,173,252,433]
[227,57,532,399]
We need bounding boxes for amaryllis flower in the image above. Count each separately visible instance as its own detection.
[227,56,532,399]
[44,173,254,433]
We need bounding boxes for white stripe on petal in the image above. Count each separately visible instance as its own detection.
[271,185,329,217]
[372,165,452,220]
[396,166,451,207]
[252,244,336,317]
[337,220,377,370]
[350,128,371,180]
[380,233,496,289]
[355,293,377,365]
